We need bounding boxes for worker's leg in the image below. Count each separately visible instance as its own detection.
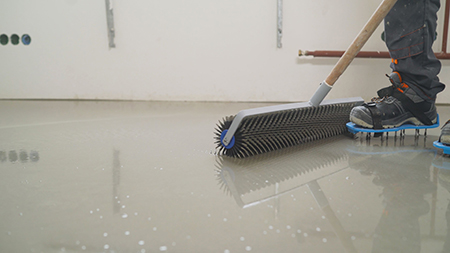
[350,0,444,129]
[385,0,445,101]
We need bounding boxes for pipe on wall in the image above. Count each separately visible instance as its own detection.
[299,0,450,60]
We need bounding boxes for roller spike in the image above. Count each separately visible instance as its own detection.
[214,102,357,158]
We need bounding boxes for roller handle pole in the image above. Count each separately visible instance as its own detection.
[325,0,397,86]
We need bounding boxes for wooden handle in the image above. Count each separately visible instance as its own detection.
[325,0,398,86]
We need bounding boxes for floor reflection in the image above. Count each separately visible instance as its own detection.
[348,135,437,253]
[0,150,39,163]
[216,133,450,252]
[0,101,448,252]
[113,149,121,214]
[438,161,450,252]
[216,136,349,209]
[216,136,358,251]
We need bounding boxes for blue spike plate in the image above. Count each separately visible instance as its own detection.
[433,141,450,155]
[346,114,440,134]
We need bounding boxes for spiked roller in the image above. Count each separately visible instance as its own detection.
[215,0,397,158]
[215,98,362,158]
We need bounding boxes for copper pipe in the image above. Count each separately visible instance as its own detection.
[300,50,450,59]
[299,0,450,59]
[299,50,390,58]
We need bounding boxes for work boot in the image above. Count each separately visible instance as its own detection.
[350,72,438,129]
[440,120,450,145]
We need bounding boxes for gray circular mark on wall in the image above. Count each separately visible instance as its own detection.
[11,34,19,45]
[0,34,8,45]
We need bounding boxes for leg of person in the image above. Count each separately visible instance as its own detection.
[350,0,445,129]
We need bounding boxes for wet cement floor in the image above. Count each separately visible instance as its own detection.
[0,100,449,253]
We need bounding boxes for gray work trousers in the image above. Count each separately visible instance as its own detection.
[384,0,445,101]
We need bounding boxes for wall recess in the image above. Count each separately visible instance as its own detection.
[0,34,8,45]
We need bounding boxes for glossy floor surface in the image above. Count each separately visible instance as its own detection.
[0,100,449,253]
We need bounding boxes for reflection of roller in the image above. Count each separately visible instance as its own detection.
[216,136,350,208]
[216,136,358,252]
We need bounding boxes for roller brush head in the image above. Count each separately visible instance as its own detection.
[214,102,358,158]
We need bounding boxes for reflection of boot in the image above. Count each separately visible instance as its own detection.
[372,200,426,253]
[371,160,434,253]
[348,138,435,253]
[349,137,436,180]
[433,155,450,171]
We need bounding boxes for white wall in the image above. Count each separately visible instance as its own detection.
[0,0,449,103]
